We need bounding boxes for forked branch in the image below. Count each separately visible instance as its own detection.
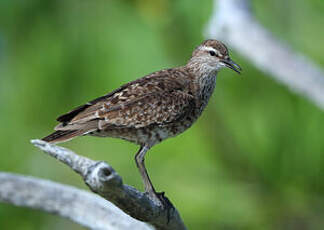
[0,140,186,230]
[24,140,186,230]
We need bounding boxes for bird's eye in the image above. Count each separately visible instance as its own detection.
[209,51,216,56]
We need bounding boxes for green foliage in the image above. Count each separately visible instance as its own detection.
[0,0,323,229]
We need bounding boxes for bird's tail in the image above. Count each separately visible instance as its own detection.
[42,130,83,144]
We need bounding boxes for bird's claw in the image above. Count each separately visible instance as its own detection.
[155,191,174,223]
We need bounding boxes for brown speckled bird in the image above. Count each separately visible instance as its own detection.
[42,39,241,203]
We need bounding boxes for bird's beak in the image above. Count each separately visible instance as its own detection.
[221,58,242,74]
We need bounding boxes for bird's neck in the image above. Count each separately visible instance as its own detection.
[195,72,217,111]
[185,63,218,112]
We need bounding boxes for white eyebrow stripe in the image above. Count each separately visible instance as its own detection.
[200,46,223,57]
[200,46,217,52]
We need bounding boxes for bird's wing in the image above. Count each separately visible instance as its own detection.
[97,90,195,129]
[55,69,194,131]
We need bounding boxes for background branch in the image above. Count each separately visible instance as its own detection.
[0,172,151,230]
[206,0,324,110]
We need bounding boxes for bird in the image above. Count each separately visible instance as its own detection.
[42,39,241,205]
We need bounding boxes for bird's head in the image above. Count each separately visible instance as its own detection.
[188,39,241,75]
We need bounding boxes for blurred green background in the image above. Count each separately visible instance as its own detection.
[0,0,324,229]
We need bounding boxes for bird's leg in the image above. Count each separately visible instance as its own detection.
[135,146,159,203]
[135,146,174,214]
[135,146,156,195]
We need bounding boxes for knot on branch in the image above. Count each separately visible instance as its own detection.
[85,161,123,192]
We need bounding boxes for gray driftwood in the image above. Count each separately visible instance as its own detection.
[0,140,187,230]
[0,172,151,230]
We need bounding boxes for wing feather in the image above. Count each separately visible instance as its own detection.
[55,68,193,132]
[98,90,194,129]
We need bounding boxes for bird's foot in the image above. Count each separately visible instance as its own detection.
[155,191,172,209]
[147,191,174,223]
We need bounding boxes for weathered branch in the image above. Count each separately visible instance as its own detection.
[25,139,186,230]
[0,172,151,230]
[206,0,324,110]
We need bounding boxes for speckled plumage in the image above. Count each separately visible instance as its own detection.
[50,68,195,146]
[42,39,241,202]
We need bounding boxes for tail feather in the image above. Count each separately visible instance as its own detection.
[42,130,84,144]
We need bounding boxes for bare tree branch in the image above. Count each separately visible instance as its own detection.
[26,139,186,230]
[206,0,324,110]
[0,172,151,230]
